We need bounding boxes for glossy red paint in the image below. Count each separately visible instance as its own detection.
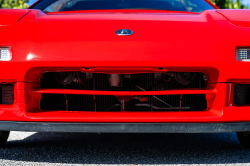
[1,4,250,123]
[0,9,30,25]
[217,9,250,27]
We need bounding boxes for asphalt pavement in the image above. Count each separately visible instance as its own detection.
[0,131,250,165]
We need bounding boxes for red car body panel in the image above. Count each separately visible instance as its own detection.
[217,9,250,27]
[1,5,250,125]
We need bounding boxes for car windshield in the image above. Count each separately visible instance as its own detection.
[30,0,214,13]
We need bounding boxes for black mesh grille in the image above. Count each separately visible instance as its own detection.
[0,85,2,104]
[0,84,14,105]
[40,72,207,112]
[40,94,206,111]
[41,72,206,91]
[234,84,250,106]
[41,94,94,111]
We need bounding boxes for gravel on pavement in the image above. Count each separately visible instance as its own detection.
[0,132,250,166]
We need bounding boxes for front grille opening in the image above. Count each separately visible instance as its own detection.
[0,84,14,104]
[40,94,94,111]
[41,72,207,91]
[234,84,250,106]
[40,94,207,112]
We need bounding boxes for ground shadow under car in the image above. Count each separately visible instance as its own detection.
[1,132,250,165]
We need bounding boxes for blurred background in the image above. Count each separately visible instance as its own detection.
[0,0,249,11]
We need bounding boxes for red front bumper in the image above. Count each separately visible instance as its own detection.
[0,80,249,123]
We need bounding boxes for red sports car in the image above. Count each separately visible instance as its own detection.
[1,0,250,148]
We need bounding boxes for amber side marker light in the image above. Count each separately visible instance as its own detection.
[236,47,250,61]
[0,47,11,61]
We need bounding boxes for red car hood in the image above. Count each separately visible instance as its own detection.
[11,9,232,63]
[1,9,250,82]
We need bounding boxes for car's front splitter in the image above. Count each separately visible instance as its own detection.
[0,121,250,133]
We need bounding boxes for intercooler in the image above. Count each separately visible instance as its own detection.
[40,72,207,112]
